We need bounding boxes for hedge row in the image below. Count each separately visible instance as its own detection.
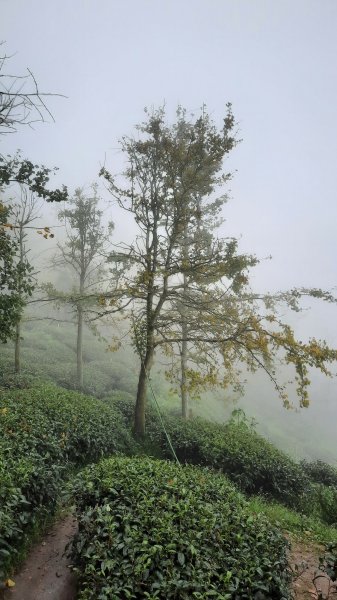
[0,382,137,580]
[106,395,311,509]
[71,456,291,599]
[108,394,337,522]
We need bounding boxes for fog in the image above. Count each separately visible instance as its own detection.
[2,0,336,463]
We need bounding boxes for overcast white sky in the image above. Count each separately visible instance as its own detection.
[2,2,337,319]
[2,0,337,450]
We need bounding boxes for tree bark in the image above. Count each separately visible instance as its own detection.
[15,221,24,375]
[134,347,154,437]
[180,320,188,419]
[76,305,83,389]
[76,268,85,390]
[180,241,189,418]
[14,320,21,374]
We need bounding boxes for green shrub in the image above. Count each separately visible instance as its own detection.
[103,390,136,424]
[140,410,311,510]
[0,382,137,579]
[71,456,291,599]
[301,459,337,488]
[307,484,337,526]
[0,369,35,390]
[98,396,337,522]
[320,542,337,581]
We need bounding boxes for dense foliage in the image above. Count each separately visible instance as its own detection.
[71,456,291,599]
[0,202,34,342]
[320,542,337,581]
[110,394,337,526]
[301,459,337,488]
[110,395,311,508]
[0,382,136,579]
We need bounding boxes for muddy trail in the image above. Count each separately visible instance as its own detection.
[3,515,77,600]
[2,518,336,600]
[289,538,337,599]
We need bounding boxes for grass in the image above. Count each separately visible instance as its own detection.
[247,496,337,545]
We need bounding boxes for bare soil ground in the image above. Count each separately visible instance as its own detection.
[290,538,337,599]
[3,515,77,600]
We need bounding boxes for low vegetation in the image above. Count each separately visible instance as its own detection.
[0,381,136,580]
[71,456,291,599]
[1,371,336,596]
[107,394,337,524]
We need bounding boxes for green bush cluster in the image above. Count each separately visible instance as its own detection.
[71,456,291,599]
[320,541,337,581]
[0,382,136,579]
[112,396,310,509]
[307,484,337,526]
[108,395,337,524]
[301,459,337,488]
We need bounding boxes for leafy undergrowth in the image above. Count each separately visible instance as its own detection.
[71,456,292,600]
[1,378,336,596]
[107,394,337,525]
[0,382,137,580]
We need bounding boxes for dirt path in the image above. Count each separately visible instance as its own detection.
[290,538,337,599]
[3,515,78,600]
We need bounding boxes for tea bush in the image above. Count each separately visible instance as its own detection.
[301,459,337,488]
[308,484,337,526]
[110,395,310,509]
[71,456,291,599]
[320,541,337,581]
[0,382,137,579]
[107,395,337,521]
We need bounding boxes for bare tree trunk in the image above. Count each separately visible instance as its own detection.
[15,220,24,375]
[180,320,188,419]
[134,347,154,437]
[77,305,83,389]
[14,320,21,374]
[180,233,189,418]
[76,269,85,389]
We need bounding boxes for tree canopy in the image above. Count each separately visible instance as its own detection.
[100,106,337,436]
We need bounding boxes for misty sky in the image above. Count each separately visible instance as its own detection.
[2,2,337,401]
[3,1,336,290]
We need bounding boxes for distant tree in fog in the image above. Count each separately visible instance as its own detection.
[53,186,113,389]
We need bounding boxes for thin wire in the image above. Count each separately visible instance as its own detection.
[131,311,180,466]
[143,362,181,466]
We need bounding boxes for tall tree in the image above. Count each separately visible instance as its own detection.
[101,105,256,434]
[173,166,238,418]
[0,201,33,343]
[10,189,43,372]
[54,187,113,389]
[101,106,337,437]
[0,46,67,342]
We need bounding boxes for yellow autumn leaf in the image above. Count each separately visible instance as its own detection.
[5,578,15,588]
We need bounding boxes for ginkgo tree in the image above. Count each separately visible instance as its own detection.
[101,105,337,436]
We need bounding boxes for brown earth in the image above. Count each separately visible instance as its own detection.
[290,538,337,599]
[3,515,77,600]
